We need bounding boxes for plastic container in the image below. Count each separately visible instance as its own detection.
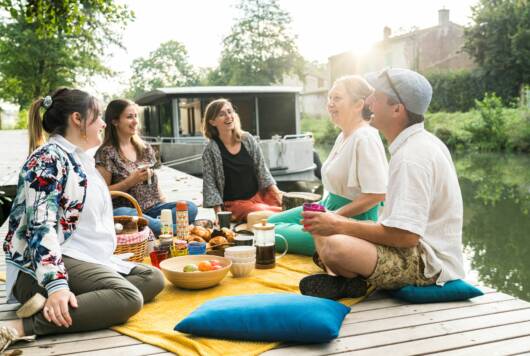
[170,239,188,257]
[160,209,173,236]
[176,201,189,240]
[188,241,207,255]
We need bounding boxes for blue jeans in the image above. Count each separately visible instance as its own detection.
[113,201,198,237]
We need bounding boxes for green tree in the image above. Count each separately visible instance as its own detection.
[464,0,530,101]
[0,1,133,108]
[0,0,132,40]
[126,40,198,99]
[209,0,303,85]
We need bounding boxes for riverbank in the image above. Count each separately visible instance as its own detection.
[302,105,530,153]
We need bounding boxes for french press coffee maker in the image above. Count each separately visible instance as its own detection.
[253,220,288,269]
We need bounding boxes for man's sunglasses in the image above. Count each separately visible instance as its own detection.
[379,69,404,105]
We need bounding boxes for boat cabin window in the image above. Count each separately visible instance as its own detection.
[258,94,296,139]
[142,102,172,138]
[178,98,202,137]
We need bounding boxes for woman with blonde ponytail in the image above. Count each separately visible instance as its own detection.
[1,88,164,352]
[268,75,389,256]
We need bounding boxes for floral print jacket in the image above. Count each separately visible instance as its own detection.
[3,139,87,294]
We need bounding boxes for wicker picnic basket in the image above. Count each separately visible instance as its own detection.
[111,191,151,262]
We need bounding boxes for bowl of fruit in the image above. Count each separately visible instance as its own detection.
[159,255,232,289]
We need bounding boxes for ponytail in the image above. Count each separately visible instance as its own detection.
[28,98,47,154]
[26,87,100,155]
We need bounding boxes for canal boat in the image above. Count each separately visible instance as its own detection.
[135,86,317,182]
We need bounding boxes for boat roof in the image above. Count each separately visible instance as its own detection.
[135,86,302,105]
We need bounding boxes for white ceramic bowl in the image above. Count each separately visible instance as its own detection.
[230,261,255,277]
[227,256,256,264]
[159,255,231,289]
[224,246,256,259]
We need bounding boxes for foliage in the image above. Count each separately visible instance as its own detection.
[126,40,199,99]
[303,104,530,154]
[0,0,134,108]
[15,108,28,129]
[425,111,474,149]
[425,70,486,112]
[208,0,303,85]
[465,93,508,151]
[300,114,339,148]
[464,0,530,101]
[425,105,530,153]
[0,0,132,39]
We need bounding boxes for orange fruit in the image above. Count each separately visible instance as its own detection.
[198,261,213,272]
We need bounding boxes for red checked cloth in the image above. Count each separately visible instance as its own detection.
[116,227,152,245]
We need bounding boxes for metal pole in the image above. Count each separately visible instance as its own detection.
[254,96,260,137]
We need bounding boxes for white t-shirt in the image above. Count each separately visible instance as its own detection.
[379,123,465,285]
[55,136,135,275]
[321,125,388,200]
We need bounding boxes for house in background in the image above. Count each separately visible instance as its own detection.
[283,62,330,117]
[329,8,475,82]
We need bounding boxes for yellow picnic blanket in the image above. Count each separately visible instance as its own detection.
[112,254,372,356]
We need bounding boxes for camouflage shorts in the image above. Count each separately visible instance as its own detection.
[366,244,438,290]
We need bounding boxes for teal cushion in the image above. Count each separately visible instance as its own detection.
[175,293,350,343]
[389,279,483,303]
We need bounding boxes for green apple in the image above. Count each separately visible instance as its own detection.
[183,264,199,272]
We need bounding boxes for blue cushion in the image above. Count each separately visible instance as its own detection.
[388,279,484,303]
[175,293,351,343]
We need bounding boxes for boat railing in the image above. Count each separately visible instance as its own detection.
[280,133,313,140]
[144,134,313,144]
[142,136,206,144]
[163,154,203,168]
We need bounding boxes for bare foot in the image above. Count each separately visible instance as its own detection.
[1,320,25,337]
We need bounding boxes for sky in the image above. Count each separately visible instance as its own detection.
[95,0,479,96]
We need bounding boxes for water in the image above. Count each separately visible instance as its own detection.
[314,145,530,301]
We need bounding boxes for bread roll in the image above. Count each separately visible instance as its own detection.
[209,236,228,247]
[186,234,206,243]
[221,227,235,242]
[191,226,210,239]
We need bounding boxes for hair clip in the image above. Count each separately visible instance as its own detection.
[42,96,53,109]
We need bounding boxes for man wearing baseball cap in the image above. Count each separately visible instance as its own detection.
[300,68,465,299]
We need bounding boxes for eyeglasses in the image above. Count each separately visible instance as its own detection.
[380,69,404,105]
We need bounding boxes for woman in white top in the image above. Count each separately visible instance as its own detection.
[1,88,164,351]
[268,75,389,256]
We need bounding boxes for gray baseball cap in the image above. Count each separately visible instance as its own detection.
[364,68,433,115]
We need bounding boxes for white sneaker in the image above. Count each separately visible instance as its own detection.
[0,326,36,352]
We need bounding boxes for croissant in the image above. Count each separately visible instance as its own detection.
[191,226,211,240]
[221,227,235,242]
[187,234,206,243]
[209,236,228,247]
